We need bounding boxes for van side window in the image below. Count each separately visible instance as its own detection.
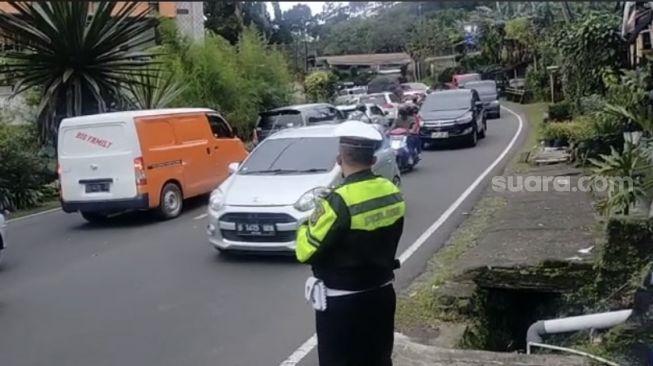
[207,114,234,139]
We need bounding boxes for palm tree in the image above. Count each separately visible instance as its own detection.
[0,1,157,145]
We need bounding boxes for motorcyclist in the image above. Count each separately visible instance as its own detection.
[391,106,421,156]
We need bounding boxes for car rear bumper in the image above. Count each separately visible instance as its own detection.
[419,121,474,141]
[61,194,150,213]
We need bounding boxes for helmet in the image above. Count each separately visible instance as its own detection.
[334,120,383,141]
[398,105,413,117]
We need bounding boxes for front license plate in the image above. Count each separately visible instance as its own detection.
[236,223,276,236]
[431,132,448,138]
[85,183,109,193]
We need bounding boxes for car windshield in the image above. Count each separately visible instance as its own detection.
[257,112,303,130]
[239,137,338,175]
[360,95,386,105]
[422,93,470,111]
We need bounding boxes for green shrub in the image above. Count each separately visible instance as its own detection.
[0,124,55,211]
[305,71,337,103]
[547,101,573,122]
[161,27,293,139]
[525,64,549,102]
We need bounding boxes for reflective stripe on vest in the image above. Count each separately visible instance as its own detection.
[335,177,406,231]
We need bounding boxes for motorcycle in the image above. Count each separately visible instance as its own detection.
[387,127,420,172]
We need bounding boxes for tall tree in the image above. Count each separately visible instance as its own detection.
[0,1,157,145]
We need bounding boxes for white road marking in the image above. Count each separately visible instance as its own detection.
[277,105,525,366]
[7,207,61,223]
[193,213,208,220]
[278,335,318,366]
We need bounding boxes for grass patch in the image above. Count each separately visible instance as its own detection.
[507,102,546,174]
[396,195,508,333]
[9,199,60,219]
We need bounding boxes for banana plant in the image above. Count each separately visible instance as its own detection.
[589,145,652,216]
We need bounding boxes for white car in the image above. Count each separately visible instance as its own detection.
[336,103,392,127]
[359,92,402,120]
[206,124,401,254]
[0,212,6,262]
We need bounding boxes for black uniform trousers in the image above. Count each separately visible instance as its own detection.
[315,285,396,366]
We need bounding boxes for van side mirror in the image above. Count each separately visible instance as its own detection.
[228,162,240,174]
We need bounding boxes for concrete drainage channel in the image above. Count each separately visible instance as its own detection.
[426,261,624,365]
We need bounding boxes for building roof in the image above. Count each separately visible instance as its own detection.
[317,53,413,67]
[265,103,334,113]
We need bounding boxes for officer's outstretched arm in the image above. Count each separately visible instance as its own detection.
[295,193,349,263]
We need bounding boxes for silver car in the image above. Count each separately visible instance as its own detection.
[206,124,401,254]
[0,212,6,263]
[462,80,500,119]
[336,103,392,128]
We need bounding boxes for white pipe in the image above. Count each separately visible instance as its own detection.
[527,309,633,344]
[543,309,632,334]
[527,342,620,366]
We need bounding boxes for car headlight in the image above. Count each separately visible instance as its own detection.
[209,189,225,211]
[294,187,329,212]
[454,112,474,124]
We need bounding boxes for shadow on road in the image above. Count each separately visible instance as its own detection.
[213,251,300,265]
[73,194,210,230]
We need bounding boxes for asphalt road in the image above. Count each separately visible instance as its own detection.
[0,107,524,366]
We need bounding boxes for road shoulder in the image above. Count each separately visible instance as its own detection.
[394,102,601,357]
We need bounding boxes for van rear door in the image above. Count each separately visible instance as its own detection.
[58,122,138,202]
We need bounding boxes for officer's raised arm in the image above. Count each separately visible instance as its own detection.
[295,193,349,263]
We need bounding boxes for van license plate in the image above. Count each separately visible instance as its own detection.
[236,223,275,236]
[431,132,448,138]
[85,183,110,193]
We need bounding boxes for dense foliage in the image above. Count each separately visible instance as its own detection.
[0,124,54,211]
[161,26,293,137]
[555,13,626,107]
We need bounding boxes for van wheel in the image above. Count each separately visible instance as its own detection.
[158,183,183,220]
[392,175,401,188]
[81,212,108,224]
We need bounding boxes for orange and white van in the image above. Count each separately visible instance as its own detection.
[57,108,249,222]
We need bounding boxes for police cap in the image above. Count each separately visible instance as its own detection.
[334,120,383,149]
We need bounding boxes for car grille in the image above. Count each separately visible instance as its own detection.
[220,212,296,223]
[219,212,297,243]
[221,230,296,243]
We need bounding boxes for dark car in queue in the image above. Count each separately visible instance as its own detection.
[418,89,487,147]
[253,103,345,145]
[462,80,500,119]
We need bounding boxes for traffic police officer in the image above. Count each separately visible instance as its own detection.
[296,121,406,366]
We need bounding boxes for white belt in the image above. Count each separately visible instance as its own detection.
[325,280,393,297]
[305,276,393,312]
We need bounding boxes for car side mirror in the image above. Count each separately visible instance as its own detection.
[384,110,389,116]
[228,162,240,174]
[2,209,10,219]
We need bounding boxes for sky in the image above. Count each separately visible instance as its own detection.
[266,2,328,19]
